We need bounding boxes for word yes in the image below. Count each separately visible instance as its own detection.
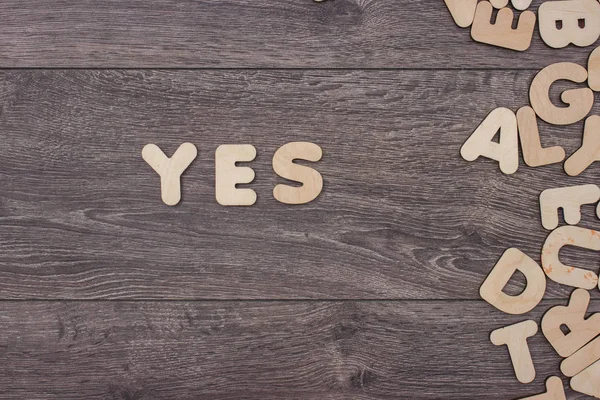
[142,142,323,206]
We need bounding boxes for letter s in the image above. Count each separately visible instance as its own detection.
[272,142,323,205]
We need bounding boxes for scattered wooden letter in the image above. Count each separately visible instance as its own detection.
[539,184,600,230]
[517,106,565,167]
[590,47,600,91]
[444,0,478,28]
[570,360,600,398]
[529,62,594,126]
[215,144,257,206]
[480,248,546,314]
[471,1,536,51]
[460,107,519,174]
[542,289,600,357]
[561,335,600,377]
[518,377,566,400]
[541,226,600,290]
[511,0,533,11]
[142,142,198,206]
[538,0,600,49]
[490,320,538,384]
[490,0,509,8]
[273,142,323,205]
[564,116,600,176]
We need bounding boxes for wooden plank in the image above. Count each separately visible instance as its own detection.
[0,70,599,300]
[0,0,594,68]
[0,300,594,399]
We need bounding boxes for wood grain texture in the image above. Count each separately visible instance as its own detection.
[4,2,597,398]
[0,300,596,400]
[1,70,600,300]
[0,0,596,68]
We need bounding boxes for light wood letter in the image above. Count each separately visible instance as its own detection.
[542,289,600,357]
[471,1,536,51]
[538,0,600,49]
[444,0,478,28]
[273,142,323,205]
[142,142,198,206]
[590,46,600,91]
[490,320,538,384]
[570,360,600,398]
[565,116,600,176]
[518,377,566,400]
[561,336,600,377]
[460,107,519,174]
[539,184,600,230]
[215,144,257,206]
[480,248,546,315]
[541,226,600,290]
[517,106,565,167]
[511,0,533,11]
[529,62,594,126]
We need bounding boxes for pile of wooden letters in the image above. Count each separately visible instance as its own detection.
[459,38,600,400]
[444,0,600,51]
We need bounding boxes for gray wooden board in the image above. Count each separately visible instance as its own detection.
[2,1,600,396]
[0,70,599,300]
[0,300,595,400]
[0,0,595,68]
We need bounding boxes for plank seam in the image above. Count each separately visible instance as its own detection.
[0,298,595,302]
[0,67,543,71]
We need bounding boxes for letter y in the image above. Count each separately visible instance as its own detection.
[142,143,198,206]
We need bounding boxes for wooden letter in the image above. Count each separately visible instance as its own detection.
[142,142,197,206]
[561,336,600,377]
[471,1,536,51]
[539,184,600,230]
[490,320,538,384]
[511,0,533,11]
[518,377,566,400]
[215,144,257,206]
[273,142,323,205]
[590,46,600,91]
[490,0,509,8]
[460,107,519,174]
[480,248,546,315]
[529,62,594,126]
[444,0,478,28]
[542,289,600,357]
[541,226,600,290]
[517,106,565,167]
[570,360,600,398]
[538,0,600,49]
[564,116,600,176]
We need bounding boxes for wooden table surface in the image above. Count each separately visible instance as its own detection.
[0,1,598,399]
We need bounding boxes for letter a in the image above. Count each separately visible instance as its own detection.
[460,107,519,174]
